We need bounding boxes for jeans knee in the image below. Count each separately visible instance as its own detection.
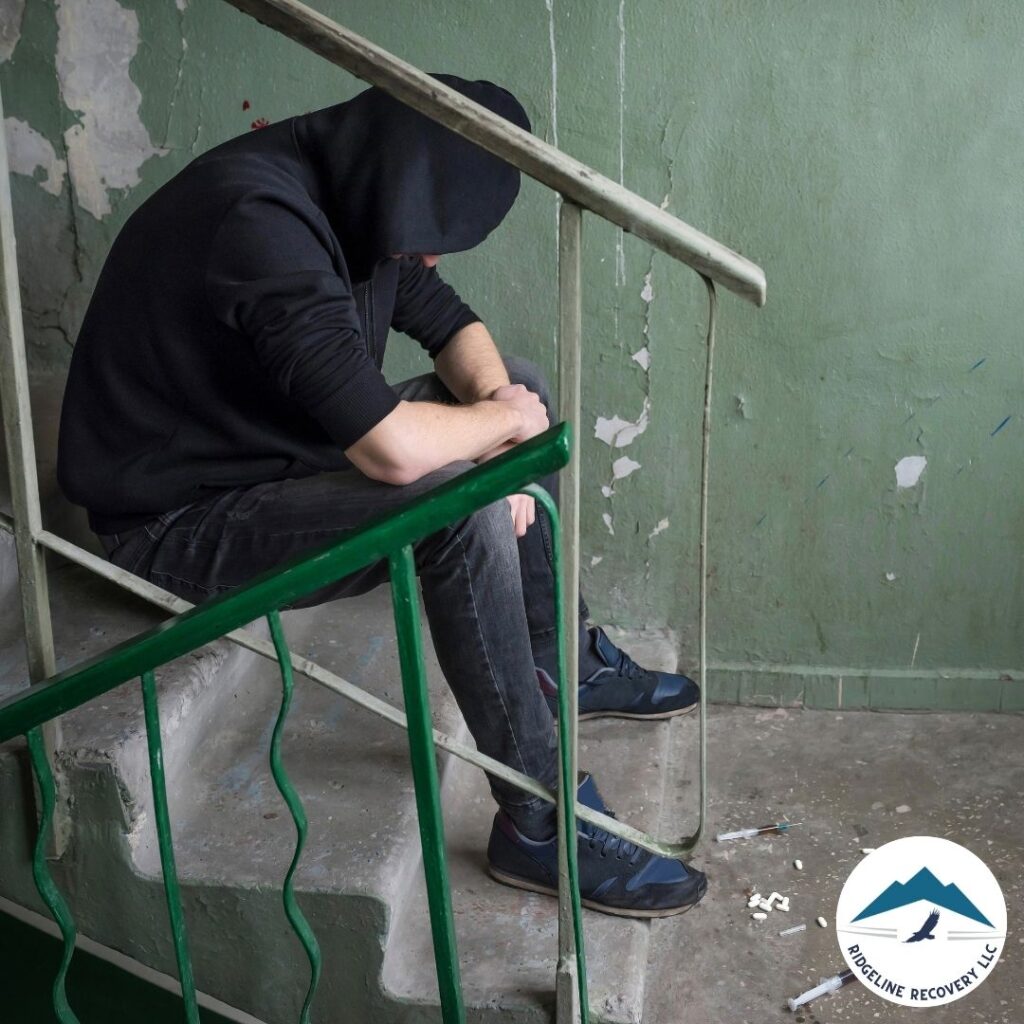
[466,498,517,550]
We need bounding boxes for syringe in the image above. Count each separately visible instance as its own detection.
[788,969,855,1011]
[715,821,802,842]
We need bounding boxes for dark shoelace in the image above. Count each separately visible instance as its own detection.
[581,807,644,865]
[610,645,646,680]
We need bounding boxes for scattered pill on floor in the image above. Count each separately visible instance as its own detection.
[816,916,828,928]
[793,859,803,870]
[752,912,768,921]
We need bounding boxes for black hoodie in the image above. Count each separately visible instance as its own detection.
[57,76,529,534]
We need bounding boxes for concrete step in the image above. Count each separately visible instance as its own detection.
[0,558,262,914]
[382,628,689,1024]
[0,553,691,1023]
[0,563,472,1022]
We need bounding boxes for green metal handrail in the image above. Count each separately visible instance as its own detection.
[0,423,587,1024]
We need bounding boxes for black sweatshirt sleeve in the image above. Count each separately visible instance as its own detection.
[205,192,400,448]
[390,257,480,357]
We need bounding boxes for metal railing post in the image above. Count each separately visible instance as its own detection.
[0,84,65,853]
[555,199,583,1024]
[388,545,465,1024]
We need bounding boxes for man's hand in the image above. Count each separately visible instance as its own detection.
[489,383,549,443]
[482,384,547,537]
[506,492,536,538]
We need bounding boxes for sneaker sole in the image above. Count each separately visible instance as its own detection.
[487,865,706,919]
[551,702,699,723]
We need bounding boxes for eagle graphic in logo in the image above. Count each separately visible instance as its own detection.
[905,907,940,943]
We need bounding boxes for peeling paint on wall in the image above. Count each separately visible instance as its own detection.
[4,118,67,195]
[648,517,669,540]
[895,455,927,489]
[55,0,167,219]
[631,346,650,370]
[594,396,651,448]
[601,512,615,536]
[612,455,641,480]
[0,0,25,62]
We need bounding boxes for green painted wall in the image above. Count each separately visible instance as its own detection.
[3,0,1022,709]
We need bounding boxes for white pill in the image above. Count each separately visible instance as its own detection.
[758,899,774,912]
[777,900,791,912]
[793,859,803,870]
[751,912,768,921]
[747,893,763,908]
[816,916,828,928]
[861,847,875,855]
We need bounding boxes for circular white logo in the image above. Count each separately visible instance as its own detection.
[835,836,1006,1007]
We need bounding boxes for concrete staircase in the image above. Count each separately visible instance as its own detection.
[0,552,696,1023]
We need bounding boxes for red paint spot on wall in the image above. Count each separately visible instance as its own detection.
[242,99,251,111]
[250,118,270,130]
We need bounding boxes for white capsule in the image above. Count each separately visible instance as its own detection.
[758,899,774,912]
[861,847,876,855]
[778,899,791,912]
[747,892,763,908]
[816,916,828,928]
[793,859,803,870]
[751,912,768,921]
[766,892,782,907]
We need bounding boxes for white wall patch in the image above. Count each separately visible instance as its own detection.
[895,455,927,489]
[648,517,669,539]
[55,0,167,219]
[612,456,641,481]
[0,0,26,62]
[590,555,603,567]
[4,118,67,196]
[600,484,615,498]
[602,512,614,535]
[594,396,651,448]
[631,346,650,371]
[640,270,654,304]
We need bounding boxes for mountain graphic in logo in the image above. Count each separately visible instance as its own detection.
[853,867,993,927]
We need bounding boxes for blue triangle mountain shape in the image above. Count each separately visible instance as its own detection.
[852,867,993,927]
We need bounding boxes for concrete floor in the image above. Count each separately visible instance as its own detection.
[642,705,1023,1024]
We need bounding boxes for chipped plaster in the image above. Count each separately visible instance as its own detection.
[4,117,66,195]
[895,456,927,489]
[612,455,641,481]
[648,517,669,540]
[55,0,166,219]
[0,0,25,62]
[594,396,651,449]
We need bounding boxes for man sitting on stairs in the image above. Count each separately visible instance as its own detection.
[56,75,707,919]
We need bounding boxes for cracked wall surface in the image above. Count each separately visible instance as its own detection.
[2,1,1024,701]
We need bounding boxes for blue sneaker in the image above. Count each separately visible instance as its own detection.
[487,774,707,918]
[537,626,700,721]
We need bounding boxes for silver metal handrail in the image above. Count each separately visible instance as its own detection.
[226,0,766,308]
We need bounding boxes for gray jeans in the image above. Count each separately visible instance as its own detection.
[99,356,586,824]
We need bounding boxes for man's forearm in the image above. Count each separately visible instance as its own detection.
[434,321,510,402]
[344,398,522,485]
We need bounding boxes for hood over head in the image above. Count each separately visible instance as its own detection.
[292,74,530,281]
